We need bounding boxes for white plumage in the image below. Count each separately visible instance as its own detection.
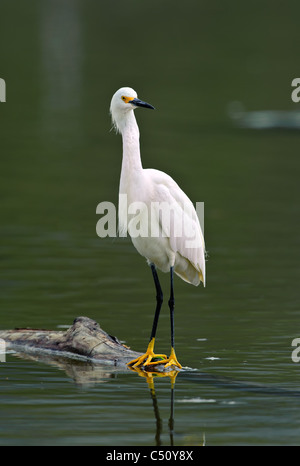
[111,87,205,286]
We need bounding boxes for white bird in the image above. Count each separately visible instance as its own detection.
[110,87,205,370]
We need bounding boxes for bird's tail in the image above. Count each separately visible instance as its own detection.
[174,260,205,287]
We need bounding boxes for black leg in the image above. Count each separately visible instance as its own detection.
[168,266,175,349]
[150,263,163,342]
[127,264,168,367]
[165,266,181,368]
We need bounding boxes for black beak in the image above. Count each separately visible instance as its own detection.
[131,98,155,110]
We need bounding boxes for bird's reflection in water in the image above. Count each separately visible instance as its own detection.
[129,367,179,446]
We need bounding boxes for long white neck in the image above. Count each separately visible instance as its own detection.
[119,110,143,194]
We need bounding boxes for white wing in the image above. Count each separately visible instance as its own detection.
[145,169,206,286]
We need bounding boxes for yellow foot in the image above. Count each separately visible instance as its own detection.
[127,338,167,368]
[164,347,183,369]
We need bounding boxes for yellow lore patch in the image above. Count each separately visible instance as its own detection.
[121,95,135,104]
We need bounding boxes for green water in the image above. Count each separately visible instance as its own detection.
[0,0,300,446]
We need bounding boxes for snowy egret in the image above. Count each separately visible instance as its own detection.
[110,87,206,370]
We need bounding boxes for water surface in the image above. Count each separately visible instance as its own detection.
[0,0,299,446]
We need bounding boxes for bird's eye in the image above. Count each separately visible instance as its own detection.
[122,96,126,101]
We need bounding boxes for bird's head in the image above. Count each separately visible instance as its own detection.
[110,87,154,133]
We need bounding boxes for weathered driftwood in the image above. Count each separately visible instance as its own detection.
[0,316,142,368]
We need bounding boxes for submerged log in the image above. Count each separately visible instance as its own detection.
[0,316,142,368]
